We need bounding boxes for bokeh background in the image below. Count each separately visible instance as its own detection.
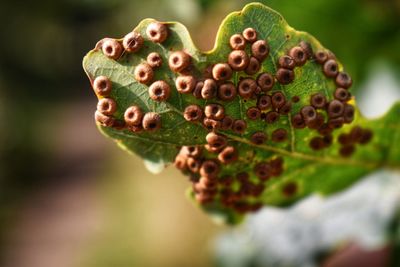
[0,0,400,266]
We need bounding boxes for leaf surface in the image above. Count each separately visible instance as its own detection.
[83,3,400,223]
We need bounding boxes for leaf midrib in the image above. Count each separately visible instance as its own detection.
[224,133,385,170]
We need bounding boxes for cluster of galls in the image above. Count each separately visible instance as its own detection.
[90,21,374,214]
[92,22,170,132]
[93,76,161,132]
[174,141,279,213]
[177,27,271,135]
[173,28,292,213]
[288,48,373,155]
[181,28,294,146]
[337,126,373,157]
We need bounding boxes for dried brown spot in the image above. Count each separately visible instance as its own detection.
[251,40,269,61]
[218,146,238,164]
[246,107,261,120]
[254,162,272,181]
[270,157,284,172]
[327,100,345,118]
[174,154,187,170]
[336,72,353,89]
[245,56,261,75]
[201,79,218,99]
[271,128,288,142]
[299,41,313,59]
[271,91,286,109]
[323,59,339,78]
[101,38,123,60]
[142,112,161,131]
[124,105,144,126]
[146,22,168,43]
[257,73,275,91]
[289,46,307,66]
[175,75,196,94]
[203,118,221,131]
[318,123,333,135]
[359,129,373,144]
[212,63,232,81]
[97,98,117,115]
[148,80,171,101]
[122,31,144,52]
[147,52,163,68]
[168,51,191,73]
[238,78,257,99]
[181,145,202,158]
[220,116,234,130]
[278,55,295,69]
[265,111,280,124]
[343,104,355,123]
[242,27,257,42]
[315,50,328,64]
[206,132,227,152]
[183,104,203,122]
[251,131,267,145]
[334,88,350,102]
[310,93,326,109]
[328,117,344,129]
[218,82,237,101]
[228,50,249,71]
[282,182,297,197]
[300,105,317,123]
[187,157,202,173]
[94,110,115,127]
[134,63,154,84]
[93,76,112,96]
[232,119,247,134]
[306,112,325,129]
[276,68,294,84]
[199,160,220,179]
[349,126,363,143]
[198,176,217,190]
[309,136,325,150]
[204,104,225,120]
[339,145,355,157]
[291,113,306,129]
[278,101,292,115]
[229,34,246,50]
[193,81,204,99]
[257,95,272,110]
[338,133,351,145]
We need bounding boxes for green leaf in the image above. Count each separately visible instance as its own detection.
[82,3,400,224]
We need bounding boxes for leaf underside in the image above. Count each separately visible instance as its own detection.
[83,3,400,224]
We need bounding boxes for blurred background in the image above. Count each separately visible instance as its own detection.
[0,0,399,266]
